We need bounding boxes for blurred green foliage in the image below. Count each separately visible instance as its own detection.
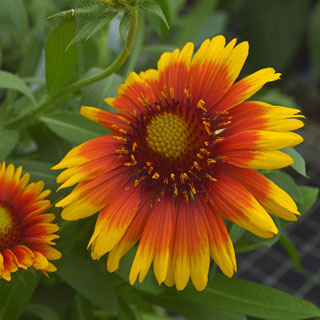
[0,0,319,319]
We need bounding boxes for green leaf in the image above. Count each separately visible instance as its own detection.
[119,11,132,50]
[71,295,93,320]
[229,224,245,244]
[150,289,246,320]
[0,270,41,320]
[241,0,309,72]
[82,71,123,110]
[40,112,109,145]
[279,233,302,271]
[55,254,119,316]
[282,148,307,177]
[0,129,19,160]
[25,304,59,320]
[2,0,28,40]
[45,14,77,96]
[257,88,298,108]
[67,11,117,50]
[119,300,138,320]
[191,11,228,47]
[309,1,320,78]
[296,185,319,214]
[175,0,219,46]
[140,0,169,29]
[48,6,101,19]
[0,71,36,105]
[181,274,320,320]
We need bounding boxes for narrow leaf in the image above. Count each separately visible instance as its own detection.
[55,254,119,315]
[0,129,19,160]
[40,112,109,145]
[45,14,77,96]
[279,233,302,271]
[67,11,117,50]
[0,71,36,105]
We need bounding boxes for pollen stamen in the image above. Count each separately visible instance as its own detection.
[114,136,127,142]
[183,191,189,203]
[197,99,207,112]
[132,142,138,152]
[189,183,196,194]
[206,174,217,182]
[152,172,160,179]
[207,158,216,165]
[184,88,191,99]
[193,161,201,171]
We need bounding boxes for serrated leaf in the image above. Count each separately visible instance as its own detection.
[48,5,101,19]
[40,112,109,145]
[0,71,36,105]
[140,0,169,29]
[55,254,119,316]
[282,148,307,178]
[0,270,41,320]
[119,11,132,50]
[0,129,19,160]
[67,11,117,50]
[45,14,77,96]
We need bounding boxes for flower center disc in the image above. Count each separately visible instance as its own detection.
[0,205,19,251]
[146,113,189,159]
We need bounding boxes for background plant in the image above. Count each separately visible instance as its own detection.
[0,0,319,319]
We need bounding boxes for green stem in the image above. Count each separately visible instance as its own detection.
[7,9,139,129]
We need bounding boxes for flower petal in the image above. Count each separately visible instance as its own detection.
[189,36,248,109]
[214,68,281,112]
[129,196,175,285]
[210,176,278,238]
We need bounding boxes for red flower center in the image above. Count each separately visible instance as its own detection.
[0,203,20,251]
[118,97,229,203]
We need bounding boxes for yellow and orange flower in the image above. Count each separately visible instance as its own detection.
[53,36,304,291]
[0,162,61,281]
